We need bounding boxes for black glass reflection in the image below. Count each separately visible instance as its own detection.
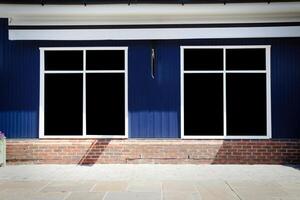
[184,74,223,135]
[44,74,83,135]
[227,74,266,135]
[44,51,83,70]
[184,49,223,71]
[86,50,125,70]
[226,49,266,70]
[86,73,125,135]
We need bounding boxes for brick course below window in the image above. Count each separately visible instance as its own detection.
[6,139,300,164]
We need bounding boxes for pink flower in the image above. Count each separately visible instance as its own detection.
[0,132,5,139]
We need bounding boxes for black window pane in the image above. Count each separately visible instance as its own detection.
[227,74,266,135]
[45,51,83,70]
[184,74,223,136]
[45,74,83,135]
[86,50,125,70]
[86,73,125,135]
[226,49,266,70]
[184,49,223,71]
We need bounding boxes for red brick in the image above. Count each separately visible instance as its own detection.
[5,139,300,164]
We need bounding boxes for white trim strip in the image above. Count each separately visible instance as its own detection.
[40,47,127,50]
[82,50,87,136]
[86,70,125,73]
[44,71,83,74]
[182,45,271,49]
[3,2,300,26]
[184,70,223,73]
[180,47,184,140]
[44,70,125,73]
[223,48,227,137]
[225,70,267,73]
[266,46,272,139]
[39,50,45,138]
[9,26,300,40]
[182,136,270,139]
[183,70,267,73]
[124,50,129,138]
[1,3,299,17]
[40,135,128,139]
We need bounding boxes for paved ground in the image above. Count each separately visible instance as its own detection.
[0,165,299,200]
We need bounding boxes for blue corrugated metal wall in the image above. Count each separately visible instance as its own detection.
[0,19,39,138]
[128,42,180,138]
[0,18,299,138]
[271,40,300,138]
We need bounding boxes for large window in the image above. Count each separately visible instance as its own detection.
[181,46,271,139]
[40,47,128,138]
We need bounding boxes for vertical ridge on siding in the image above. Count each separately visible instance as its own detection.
[129,42,180,138]
[0,18,39,138]
[271,39,300,138]
[0,21,299,139]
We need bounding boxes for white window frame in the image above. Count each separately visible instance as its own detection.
[180,45,271,139]
[39,47,128,139]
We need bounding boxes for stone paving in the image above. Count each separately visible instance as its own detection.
[0,165,299,200]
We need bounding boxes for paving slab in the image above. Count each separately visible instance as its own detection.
[104,191,161,200]
[0,190,68,200]
[0,181,6,192]
[163,191,202,200]
[271,181,300,200]
[0,180,49,191]
[41,181,96,192]
[282,196,300,200]
[278,181,300,194]
[127,181,162,192]
[91,181,128,192]
[0,164,299,200]
[65,192,106,200]
[2,164,300,181]
[228,180,288,200]
[162,181,198,192]
[197,180,240,200]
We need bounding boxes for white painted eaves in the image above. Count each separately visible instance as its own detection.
[0,3,299,25]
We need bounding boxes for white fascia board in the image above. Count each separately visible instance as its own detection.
[8,15,300,26]
[9,26,300,40]
[0,3,299,17]
[1,3,300,25]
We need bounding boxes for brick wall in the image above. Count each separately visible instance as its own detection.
[6,139,300,164]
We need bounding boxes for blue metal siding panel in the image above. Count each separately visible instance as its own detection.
[271,39,300,138]
[0,19,39,138]
[0,20,299,138]
[129,42,180,138]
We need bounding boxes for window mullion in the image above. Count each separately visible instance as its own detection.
[223,48,227,137]
[266,46,272,138]
[83,50,87,137]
